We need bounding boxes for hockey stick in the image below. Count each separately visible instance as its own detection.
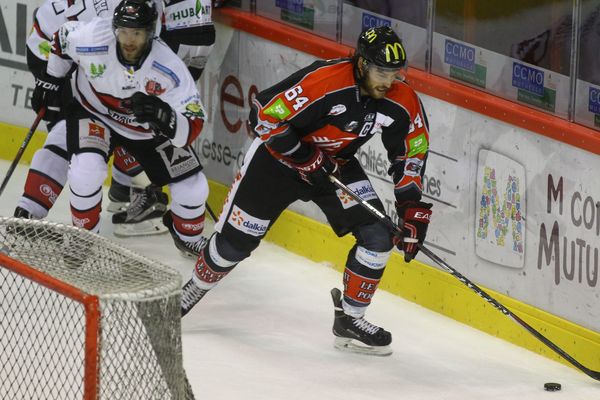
[329,175,600,381]
[0,108,46,198]
[205,202,218,223]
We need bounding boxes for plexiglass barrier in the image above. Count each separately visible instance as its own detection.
[223,0,600,131]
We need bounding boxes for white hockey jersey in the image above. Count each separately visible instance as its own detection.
[47,17,205,148]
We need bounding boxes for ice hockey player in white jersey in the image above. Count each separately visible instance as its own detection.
[32,0,210,256]
[19,0,215,242]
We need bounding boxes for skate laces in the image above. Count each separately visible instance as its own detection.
[127,188,147,217]
[352,317,380,335]
[182,281,207,306]
[183,236,208,254]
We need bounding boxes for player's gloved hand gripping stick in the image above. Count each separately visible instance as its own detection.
[328,174,600,382]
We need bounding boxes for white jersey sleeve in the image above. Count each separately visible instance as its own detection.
[27,0,69,62]
[156,55,206,147]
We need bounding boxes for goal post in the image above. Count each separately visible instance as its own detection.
[0,217,194,400]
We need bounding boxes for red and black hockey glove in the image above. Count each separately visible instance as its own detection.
[131,92,177,140]
[394,200,433,262]
[290,146,340,188]
[31,73,64,122]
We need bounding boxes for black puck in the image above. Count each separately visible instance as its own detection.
[544,382,561,391]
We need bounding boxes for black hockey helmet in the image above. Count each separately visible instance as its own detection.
[356,26,407,71]
[113,0,158,33]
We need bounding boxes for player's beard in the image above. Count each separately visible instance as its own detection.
[119,43,148,64]
[361,80,391,99]
[120,44,145,64]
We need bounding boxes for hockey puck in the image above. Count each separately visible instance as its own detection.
[544,382,561,391]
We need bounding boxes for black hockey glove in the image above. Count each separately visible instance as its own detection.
[290,146,340,188]
[31,73,64,122]
[394,200,433,262]
[130,91,177,140]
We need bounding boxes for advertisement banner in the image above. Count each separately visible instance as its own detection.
[340,4,427,70]
[0,1,43,129]
[431,33,570,119]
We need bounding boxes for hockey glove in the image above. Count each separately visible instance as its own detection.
[290,146,340,188]
[394,200,433,262]
[31,73,64,122]
[130,92,177,140]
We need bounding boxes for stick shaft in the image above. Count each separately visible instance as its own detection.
[329,174,600,381]
[0,109,46,197]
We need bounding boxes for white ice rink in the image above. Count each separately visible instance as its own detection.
[1,159,599,399]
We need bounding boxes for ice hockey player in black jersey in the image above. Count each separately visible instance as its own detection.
[180,26,433,356]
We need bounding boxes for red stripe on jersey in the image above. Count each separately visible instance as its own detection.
[32,19,49,41]
[342,268,380,306]
[76,78,151,134]
[256,61,355,133]
[185,117,204,146]
[265,124,357,160]
[23,170,63,210]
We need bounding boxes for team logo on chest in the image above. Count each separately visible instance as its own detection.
[145,79,166,96]
[122,66,138,91]
[344,121,359,132]
[89,63,106,79]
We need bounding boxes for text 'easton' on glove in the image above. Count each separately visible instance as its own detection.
[394,200,433,262]
[130,91,176,139]
[31,73,64,122]
[290,146,340,188]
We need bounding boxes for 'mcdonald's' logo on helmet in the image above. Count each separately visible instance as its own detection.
[385,42,406,64]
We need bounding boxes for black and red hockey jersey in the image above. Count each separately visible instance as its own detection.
[250,58,430,202]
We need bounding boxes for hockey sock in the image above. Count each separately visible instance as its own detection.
[191,235,238,290]
[342,245,391,317]
[169,208,206,242]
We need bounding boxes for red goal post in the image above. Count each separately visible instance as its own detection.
[0,252,100,400]
[0,217,194,400]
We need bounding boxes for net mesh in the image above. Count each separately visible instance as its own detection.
[0,217,195,400]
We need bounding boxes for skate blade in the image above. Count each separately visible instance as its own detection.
[107,200,129,213]
[177,248,199,259]
[333,337,393,357]
[113,219,168,237]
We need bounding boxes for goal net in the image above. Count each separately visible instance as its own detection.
[0,217,195,400]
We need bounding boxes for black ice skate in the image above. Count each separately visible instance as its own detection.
[330,287,392,356]
[7,207,52,240]
[112,184,168,237]
[162,211,208,258]
[181,278,209,316]
[107,179,130,213]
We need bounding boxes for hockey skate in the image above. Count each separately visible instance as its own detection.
[330,287,392,356]
[112,184,169,237]
[107,179,130,213]
[181,278,209,316]
[6,207,57,241]
[162,211,208,258]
